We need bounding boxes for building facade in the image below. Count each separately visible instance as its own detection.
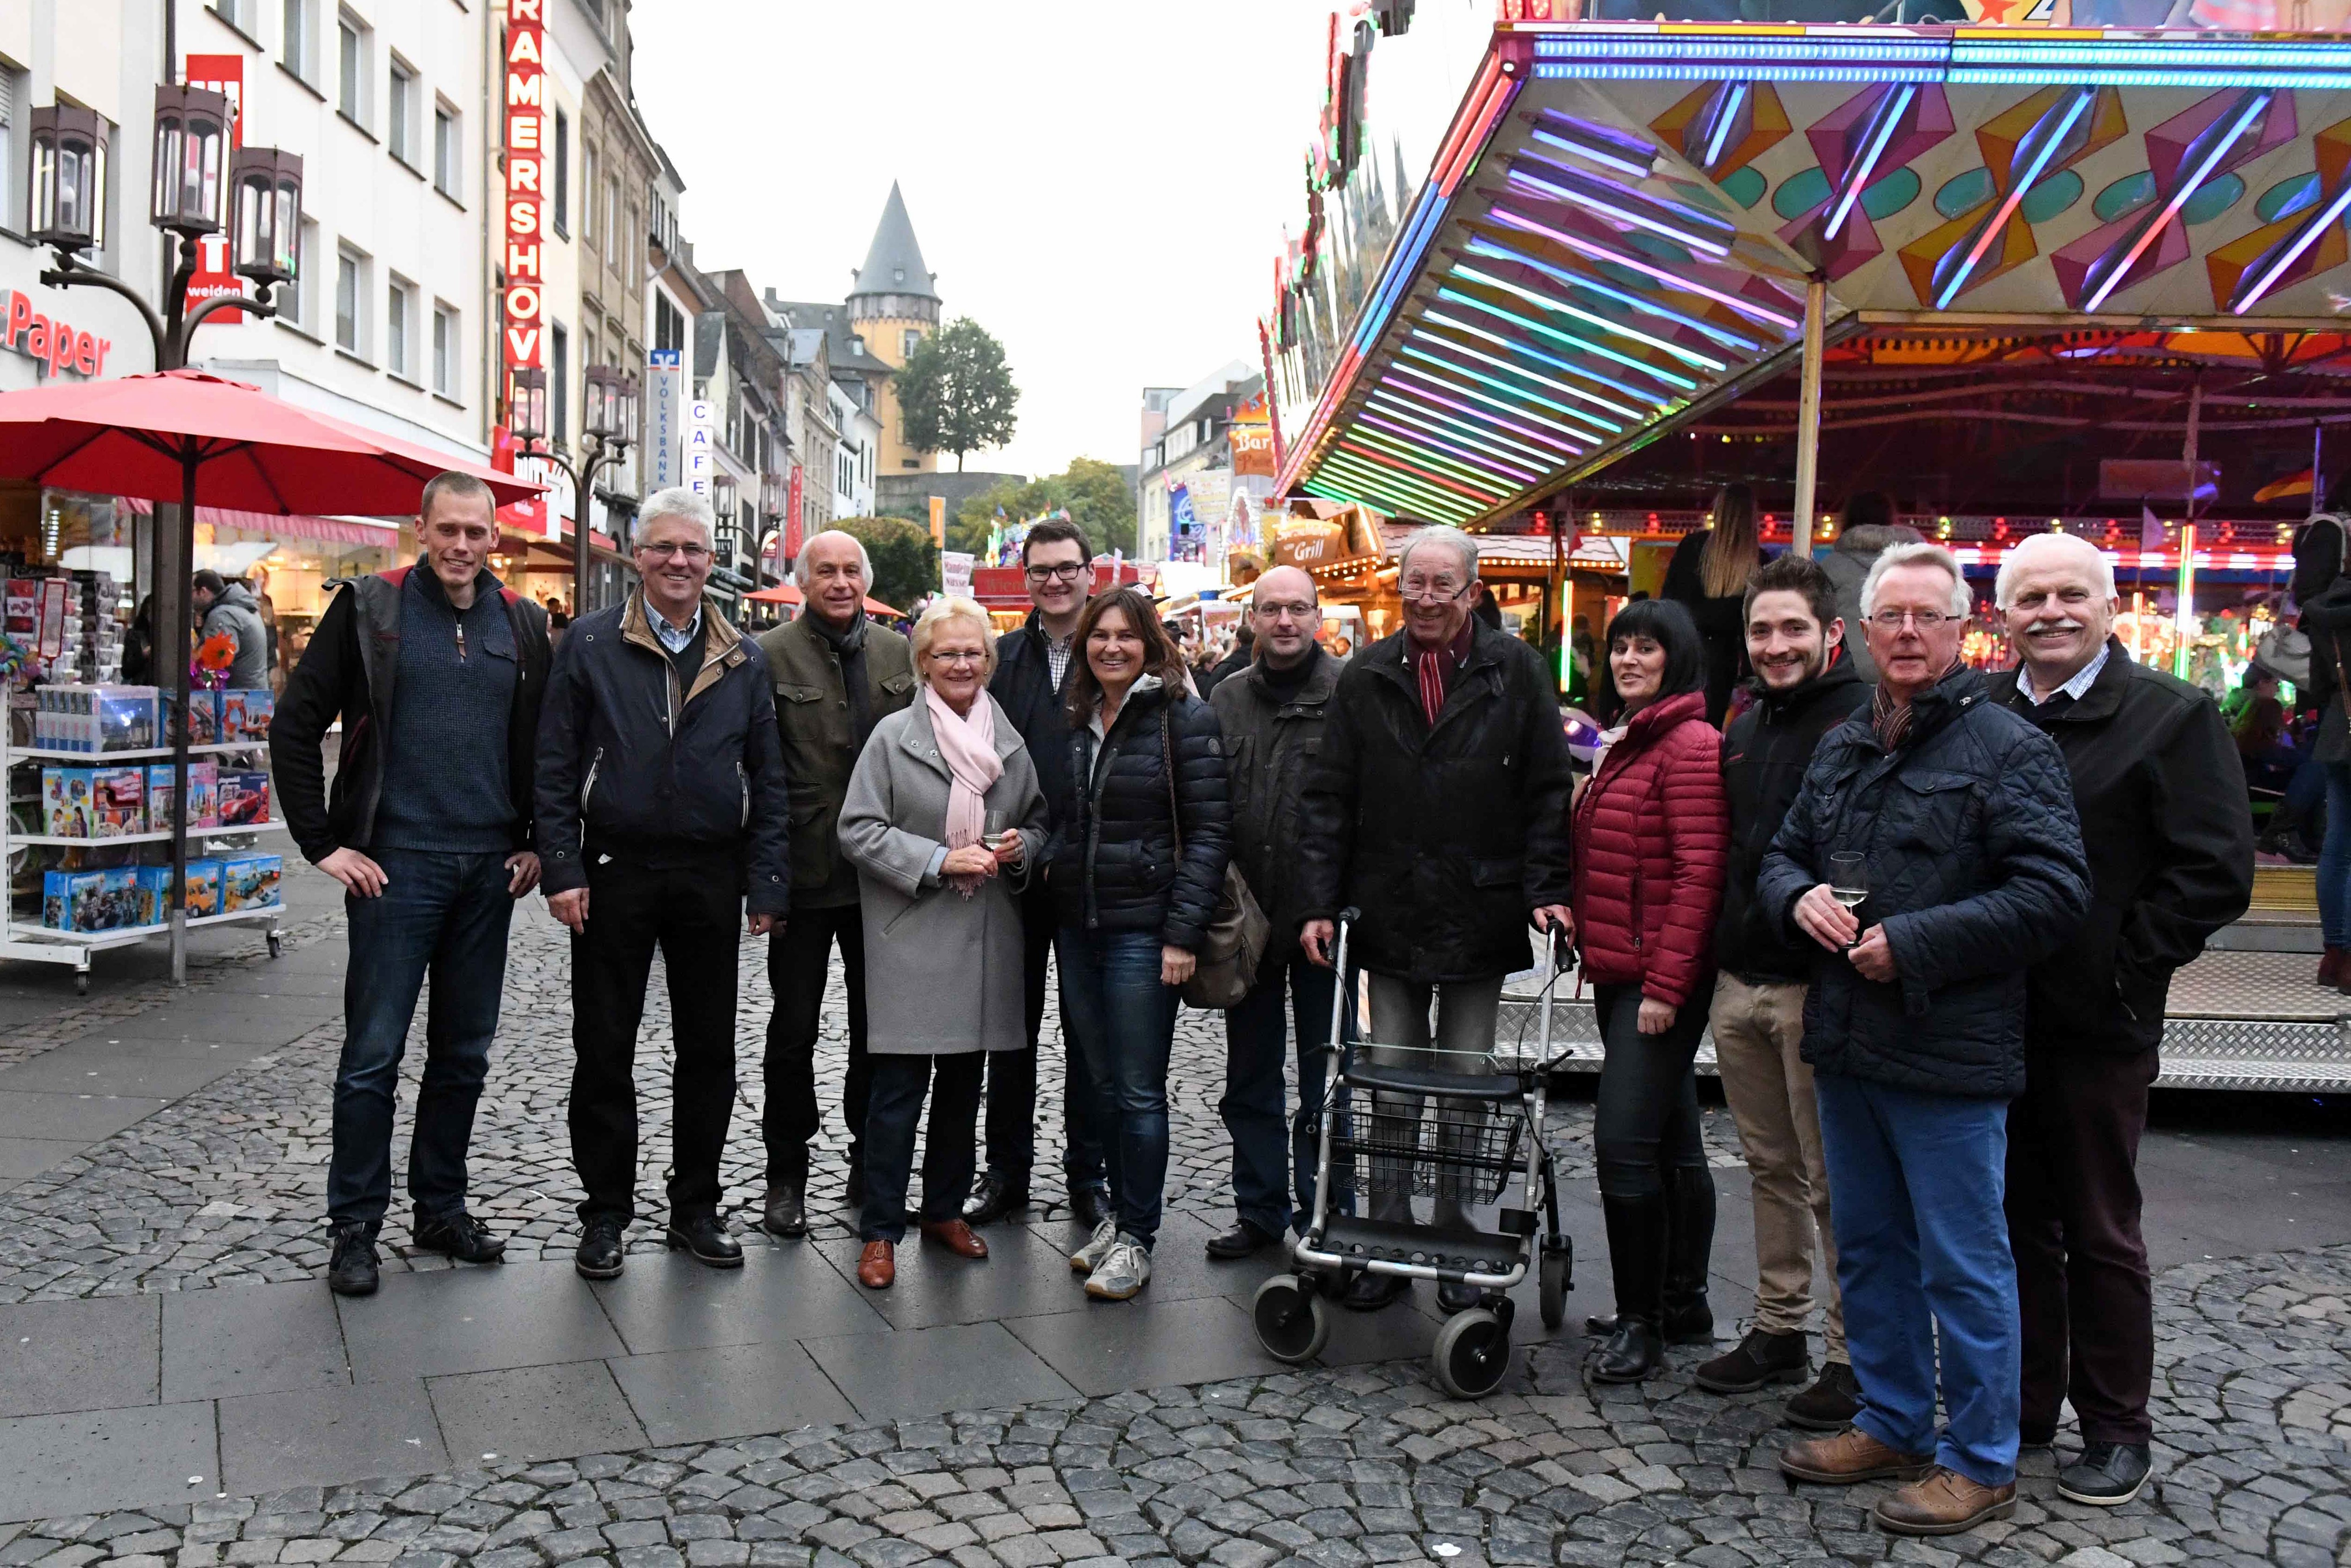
[844,181,937,478]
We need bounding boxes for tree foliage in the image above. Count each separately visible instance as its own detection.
[895,317,1020,472]
[834,515,938,616]
[952,457,1137,559]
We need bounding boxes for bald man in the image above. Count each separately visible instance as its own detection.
[1988,532,2251,1507]
[1206,567,1356,1263]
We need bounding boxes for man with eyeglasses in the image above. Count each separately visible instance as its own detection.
[536,488,793,1281]
[1759,542,2089,1538]
[753,529,918,1238]
[1296,525,1575,1314]
[964,517,1111,1228]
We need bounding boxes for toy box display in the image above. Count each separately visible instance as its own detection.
[167,690,222,746]
[216,771,269,825]
[131,861,224,925]
[42,867,141,931]
[33,686,160,753]
[185,762,219,829]
[41,768,94,838]
[219,690,275,743]
[147,766,176,836]
[219,852,282,911]
[91,767,144,836]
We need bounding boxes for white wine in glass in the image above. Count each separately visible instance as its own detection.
[1829,851,1868,912]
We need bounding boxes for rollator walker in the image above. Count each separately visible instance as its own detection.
[1251,912,1573,1398]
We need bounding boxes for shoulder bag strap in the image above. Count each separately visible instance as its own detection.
[1162,704,1182,856]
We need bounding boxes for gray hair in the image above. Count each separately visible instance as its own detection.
[911,594,997,678]
[636,487,716,547]
[795,528,875,589]
[1397,524,1479,584]
[1994,531,2116,610]
[1860,541,1972,619]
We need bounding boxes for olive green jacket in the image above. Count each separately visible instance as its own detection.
[757,613,916,908]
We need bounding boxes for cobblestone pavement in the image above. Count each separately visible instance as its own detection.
[0,1243,2347,1567]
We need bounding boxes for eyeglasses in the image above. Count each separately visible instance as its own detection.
[1865,609,1958,630]
[639,541,711,562]
[1256,601,1319,621]
[928,650,987,666]
[1399,577,1469,604]
[1025,562,1089,583]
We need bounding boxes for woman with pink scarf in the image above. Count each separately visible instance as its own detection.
[837,596,1049,1290]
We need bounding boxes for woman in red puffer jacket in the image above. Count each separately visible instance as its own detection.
[1569,596,1730,1385]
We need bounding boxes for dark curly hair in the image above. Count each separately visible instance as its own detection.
[1063,587,1193,728]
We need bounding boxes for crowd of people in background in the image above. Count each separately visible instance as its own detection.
[266,467,2272,1541]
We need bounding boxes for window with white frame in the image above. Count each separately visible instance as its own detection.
[387,58,416,165]
[902,328,921,359]
[604,174,619,266]
[336,12,369,126]
[432,302,457,397]
[433,101,459,197]
[289,218,320,331]
[386,277,414,378]
[582,143,598,248]
[335,245,367,355]
[283,0,315,84]
[212,0,252,34]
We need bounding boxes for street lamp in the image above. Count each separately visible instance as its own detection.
[511,362,635,621]
[150,85,230,236]
[28,104,108,254]
[231,147,304,287]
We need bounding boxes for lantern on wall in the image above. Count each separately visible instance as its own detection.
[509,366,550,445]
[150,85,232,235]
[232,146,305,286]
[27,104,109,253]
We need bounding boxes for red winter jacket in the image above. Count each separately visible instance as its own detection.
[1570,689,1730,1009]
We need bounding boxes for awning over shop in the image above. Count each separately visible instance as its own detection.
[1278,24,2351,527]
[119,497,397,547]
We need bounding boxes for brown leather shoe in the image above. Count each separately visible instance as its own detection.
[1779,1427,1935,1485]
[920,1219,988,1259]
[1874,1466,2018,1536]
[856,1240,895,1289]
[2321,947,2347,990]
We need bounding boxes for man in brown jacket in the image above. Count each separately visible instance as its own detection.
[756,529,916,1236]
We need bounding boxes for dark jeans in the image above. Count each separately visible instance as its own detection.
[1221,940,1352,1237]
[1592,981,1714,1199]
[2322,762,2351,947]
[1057,926,1179,1248]
[327,848,515,1229]
[764,904,871,1186]
[980,888,1106,1192]
[2006,1047,2158,1447]
[569,854,742,1225]
[860,1051,987,1243]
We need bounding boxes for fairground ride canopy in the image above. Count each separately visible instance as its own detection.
[1276,23,2351,527]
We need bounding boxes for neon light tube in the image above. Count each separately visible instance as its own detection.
[1452,263,1730,373]
[1367,392,1573,466]
[1373,379,1588,456]
[2083,90,2269,314]
[1701,83,1747,170]
[1323,443,1492,508]
[1398,343,1631,435]
[1357,415,1541,485]
[1319,451,1481,517]
[1490,204,1801,332]
[1506,166,1733,260]
[1528,123,1653,180]
[2232,176,2351,314]
[1463,235,1764,354]
[1336,439,1503,502]
[1934,88,2093,310]
[1407,328,1646,425]
[1427,301,1693,398]
[1824,84,1914,242]
[1390,354,1618,441]
[1351,419,1531,488]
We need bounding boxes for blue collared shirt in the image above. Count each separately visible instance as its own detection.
[2021,642,2110,706]
[651,604,702,656]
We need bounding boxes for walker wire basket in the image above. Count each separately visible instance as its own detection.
[1323,1093,1525,1207]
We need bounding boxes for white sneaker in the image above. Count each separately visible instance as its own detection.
[1070,1217,1119,1274]
[1084,1235,1152,1300]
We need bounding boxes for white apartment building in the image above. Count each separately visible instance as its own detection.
[830,379,877,521]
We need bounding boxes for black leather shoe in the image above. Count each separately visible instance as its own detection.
[574,1216,625,1280]
[1341,1270,1410,1311]
[1206,1220,1280,1260]
[1437,1280,1481,1313]
[2057,1441,2151,1507]
[1071,1183,1113,1229]
[1587,1318,1665,1383]
[963,1170,1030,1227]
[326,1222,379,1296]
[665,1214,744,1268]
[1584,1300,1715,1344]
[762,1186,807,1239]
[844,1156,866,1210]
[413,1209,505,1265]
[1694,1327,1809,1394]
[1785,1360,1863,1431]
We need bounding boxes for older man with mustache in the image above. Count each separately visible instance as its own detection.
[1987,532,2252,1508]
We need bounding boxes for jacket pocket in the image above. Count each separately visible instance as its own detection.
[1892,770,1979,852]
[778,683,826,706]
[881,673,915,698]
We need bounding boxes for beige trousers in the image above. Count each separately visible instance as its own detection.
[1708,972,1845,1360]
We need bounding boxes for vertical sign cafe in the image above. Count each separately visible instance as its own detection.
[503,0,551,536]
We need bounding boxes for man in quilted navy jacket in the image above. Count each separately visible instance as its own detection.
[1759,543,2088,1540]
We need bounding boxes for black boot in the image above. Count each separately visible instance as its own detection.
[1660,1165,1717,1341]
[1588,1193,1667,1384]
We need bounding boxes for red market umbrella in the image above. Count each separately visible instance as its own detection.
[0,369,544,979]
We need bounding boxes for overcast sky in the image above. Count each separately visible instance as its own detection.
[631,0,1493,481]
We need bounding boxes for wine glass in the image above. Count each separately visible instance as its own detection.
[984,809,1012,855]
[1828,851,1867,942]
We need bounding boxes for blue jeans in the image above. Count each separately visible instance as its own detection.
[1057,927,1179,1248]
[1221,942,1352,1237]
[327,848,516,1229]
[2320,762,2351,947]
[1816,1071,2020,1488]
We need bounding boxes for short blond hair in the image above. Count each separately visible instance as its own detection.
[912,594,997,679]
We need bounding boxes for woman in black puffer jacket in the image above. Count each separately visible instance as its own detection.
[1049,586,1230,1301]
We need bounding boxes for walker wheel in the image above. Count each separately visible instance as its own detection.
[267,930,282,958]
[74,972,90,997]
[1432,1307,1512,1398]
[1539,1240,1571,1331]
[1252,1273,1330,1365]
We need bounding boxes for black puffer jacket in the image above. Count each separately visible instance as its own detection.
[1296,623,1574,984]
[1756,665,2090,1100]
[1049,676,1232,950]
[1716,650,1871,984]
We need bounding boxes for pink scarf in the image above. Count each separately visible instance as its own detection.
[925,685,1002,897]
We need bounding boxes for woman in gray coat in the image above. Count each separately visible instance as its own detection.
[838,596,1048,1289]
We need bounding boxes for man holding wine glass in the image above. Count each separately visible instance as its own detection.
[1757,542,2089,1539]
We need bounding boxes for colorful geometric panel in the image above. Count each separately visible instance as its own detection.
[1773,83,1958,281]
[1651,81,1791,181]
[2210,114,2351,312]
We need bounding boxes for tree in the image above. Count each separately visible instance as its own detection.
[835,516,938,615]
[895,317,1020,471]
[950,458,1138,560]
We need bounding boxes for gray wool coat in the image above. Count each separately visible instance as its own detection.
[838,693,1049,1056]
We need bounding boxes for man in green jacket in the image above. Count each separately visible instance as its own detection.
[756,529,916,1237]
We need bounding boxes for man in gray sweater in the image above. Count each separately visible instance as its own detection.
[193,570,271,690]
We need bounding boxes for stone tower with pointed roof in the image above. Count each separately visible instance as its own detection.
[846,182,941,476]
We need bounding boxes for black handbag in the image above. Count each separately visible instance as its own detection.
[1161,706,1269,1008]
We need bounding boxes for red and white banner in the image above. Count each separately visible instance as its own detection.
[182,54,249,321]
[502,0,547,373]
[786,466,805,560]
